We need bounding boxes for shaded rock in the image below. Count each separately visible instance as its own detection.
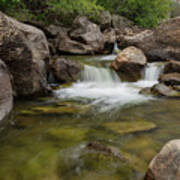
[159,73,180,86]
[151,83,180,97]
[103,120,156,135]
[52,58,82,83]
[164,60,180,74]
[118,17,180,61]
[111,46,147,81]
[69,16,105,54]
[118,30,153,48]
[0,60,13,121]
[112,14,134,31]
[56,26,94,55]
[98,11,112,30]
[145,139,180,180]
[0,11,50,97]
[103,28,116,54]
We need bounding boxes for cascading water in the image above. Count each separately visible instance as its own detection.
[100,41,119,61]
[144,62,164,81]
[55,61,164,111]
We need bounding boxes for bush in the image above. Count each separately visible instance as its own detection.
[0,0,171,28]
[98,0,171,27]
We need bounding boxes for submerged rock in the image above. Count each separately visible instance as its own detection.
[0,11,50,97]
[145,139,180,180]
[111,46,147,81]
[103,120,156,135]
[51,58,82,83]
[0,59,13,122]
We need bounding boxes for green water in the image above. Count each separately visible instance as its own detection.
[0,56,180,180]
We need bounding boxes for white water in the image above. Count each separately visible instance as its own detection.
[100,42,119,61]
[55,62,163,111]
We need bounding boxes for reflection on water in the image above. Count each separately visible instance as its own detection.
[0,56,179,180]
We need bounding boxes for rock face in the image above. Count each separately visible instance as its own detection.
[0,11,50,97]
[164,60,180,74]
[151,83,180,97]
[0,60,13,122]
[145,140,180,180]
[112,14,134,31]
[98,11,112,30]
[69,16,105,53]
[47,17,105,55]
[118,17,180,61]
[103,28,116,53]
[52,58,82,83]
[159,73,180,86]
[111,46,147,81]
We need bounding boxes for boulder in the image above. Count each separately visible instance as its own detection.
[151,83,180,97]
[164,60,180,74]
[159,73,180,86]
[112,14,134,31]
[145,140,180,180]
[69,16,105,54]
[56,26,93,55]
[118,17,180,61]
[0,60,13,122]
[0,11,50,97]
[46,17,106,55]
[98,11,112,30]
[52,58,82,83]
[103,28,116,54]
[111,46,147,81]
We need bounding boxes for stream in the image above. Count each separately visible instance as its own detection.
[0,55,180,180]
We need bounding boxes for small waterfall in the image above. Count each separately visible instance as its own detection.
[81,65,120,83]
[112,41,119,54]
[144,63,164,81]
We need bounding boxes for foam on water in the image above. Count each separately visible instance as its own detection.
[55,62,163,111]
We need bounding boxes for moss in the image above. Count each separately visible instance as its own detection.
[103,120,156,135]
[47,127,88,148]
[20,103,89,116]
[122,135,157,162]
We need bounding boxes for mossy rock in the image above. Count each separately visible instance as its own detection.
[47,127,88,148]
[122,135,157,162]
[103,120,156,135]
[20,103,90,116]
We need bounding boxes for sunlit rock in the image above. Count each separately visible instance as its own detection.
[145,139,180,180]
[111,46,147,81]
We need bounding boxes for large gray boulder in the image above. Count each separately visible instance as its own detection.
[69,16,105,54]
[111,46,147,81]
[118,17,180,61]
[0,11,50,97]
[145,140,180,180]
[0,60,13,122]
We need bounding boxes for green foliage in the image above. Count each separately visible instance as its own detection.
[98,0,171,27]
[0,0,20,9]
[171,1,180,17]
[0,0,172,27]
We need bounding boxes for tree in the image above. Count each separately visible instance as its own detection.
[98,0,171,27]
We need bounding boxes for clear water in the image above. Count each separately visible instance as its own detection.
[0,56,179,180]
